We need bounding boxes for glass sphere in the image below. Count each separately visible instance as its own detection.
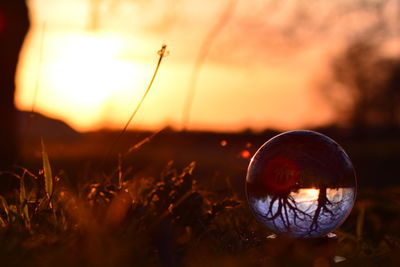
[246,130,356,238]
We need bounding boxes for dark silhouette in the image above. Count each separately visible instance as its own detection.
[0,0,30,171]
[322,41,400,131]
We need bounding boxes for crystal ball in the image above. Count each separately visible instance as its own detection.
[246,130,356,238]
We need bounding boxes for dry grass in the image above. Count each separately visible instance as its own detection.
[0,138,399,266]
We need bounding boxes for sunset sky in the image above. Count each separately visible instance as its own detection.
[15,0,399,132]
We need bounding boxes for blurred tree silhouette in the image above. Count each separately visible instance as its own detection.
[317,0,399,131]
[323,41,400,130]
[0,1,30,171]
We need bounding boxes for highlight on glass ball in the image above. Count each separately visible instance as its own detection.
[246,130,356,238]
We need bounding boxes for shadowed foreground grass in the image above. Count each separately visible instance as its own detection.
[0,148,399,266]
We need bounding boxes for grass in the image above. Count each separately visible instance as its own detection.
[0,138,399,266]
[4,41,400,266]
[0,143,243,266]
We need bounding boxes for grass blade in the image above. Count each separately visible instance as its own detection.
[19,173,30,229]
[41,138,53,200]
[19,172,26,204]
[104,44,168,161]
[0,195,9,222]
[181,0,237,130]
[0,214,6,227]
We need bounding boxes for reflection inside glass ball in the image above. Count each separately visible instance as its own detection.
[246,130,356,238]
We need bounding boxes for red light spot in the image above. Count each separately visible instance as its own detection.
[220,140,228,147]
[262,157,299,193]
[241,150,251,159]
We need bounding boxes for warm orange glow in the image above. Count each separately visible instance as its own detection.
[220,140,228,147]
[48,35,126,106]
[240,150,251,159]
[293,188,320,202]
[17,32,152,130]
[14,0,398,132]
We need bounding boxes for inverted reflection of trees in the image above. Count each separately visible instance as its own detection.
[251,188,354,237]
[254,193,312,233]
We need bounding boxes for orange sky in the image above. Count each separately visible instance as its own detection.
[15,0,399,132]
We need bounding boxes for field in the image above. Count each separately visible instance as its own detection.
[1,127,400,266]
[1,0,399,266]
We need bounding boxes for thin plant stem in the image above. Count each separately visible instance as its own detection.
[31,22,46,116]
[181,0,237,131]
[27,22,46,158]
[105,44,168,161]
